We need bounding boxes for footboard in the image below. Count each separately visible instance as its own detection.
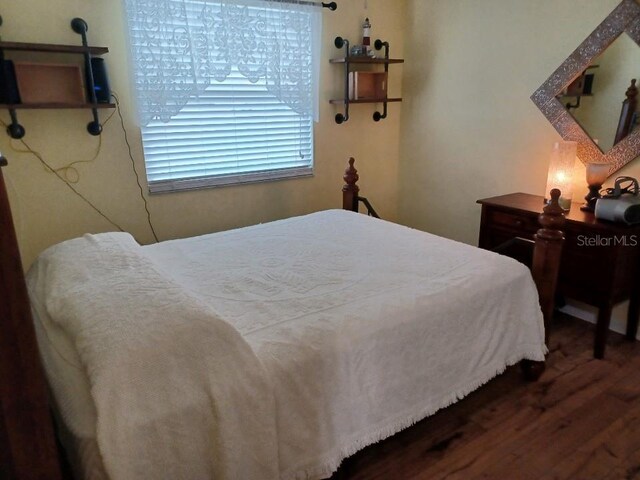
[531,189,566,343]
[522,189,565,379]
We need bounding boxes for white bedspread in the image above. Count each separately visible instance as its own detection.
[28,210,546,480]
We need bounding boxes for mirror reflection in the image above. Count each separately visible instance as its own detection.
[557,33,640,153]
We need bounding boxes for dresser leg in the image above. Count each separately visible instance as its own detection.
[594,304,613,359]
[626,289,640,341]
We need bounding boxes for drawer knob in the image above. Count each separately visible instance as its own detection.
[514,220,523,227]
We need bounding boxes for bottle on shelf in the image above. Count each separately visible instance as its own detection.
[362,18,372,56]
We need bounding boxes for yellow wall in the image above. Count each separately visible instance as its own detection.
[399,0,640,335]
[1,0,405,267]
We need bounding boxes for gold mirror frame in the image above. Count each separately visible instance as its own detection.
[531,0,640,175]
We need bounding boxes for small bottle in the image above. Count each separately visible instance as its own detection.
[362,18,371,55]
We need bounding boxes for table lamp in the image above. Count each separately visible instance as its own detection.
[545,141,577,211]
[581,162,611,212]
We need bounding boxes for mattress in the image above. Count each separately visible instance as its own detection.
[28,209,546,479]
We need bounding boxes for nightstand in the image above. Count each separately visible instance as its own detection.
[477,192,640,359]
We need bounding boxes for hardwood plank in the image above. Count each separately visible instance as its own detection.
[472,453,542,480]
[507,391,626,473]
[545,401,640,479]
[603,446,640,480]
[408,405,544,480]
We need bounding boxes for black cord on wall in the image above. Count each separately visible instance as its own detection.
[0,117,128,233]
[113,92,159,243]
[1,99,160,244]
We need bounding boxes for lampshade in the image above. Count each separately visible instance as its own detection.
[545,141,577,210]
[585,163,611,186]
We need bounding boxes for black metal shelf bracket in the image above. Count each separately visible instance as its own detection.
[7,109,25,139]
[0,16,104,139]
[334,36,350,124]
[72,18,102,136]
[0,16,25,139]
[373,39,390,122]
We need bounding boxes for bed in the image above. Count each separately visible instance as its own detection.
[0,157,565,480]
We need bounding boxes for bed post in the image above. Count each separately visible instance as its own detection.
[0,155,63,479]
[521,188,566,381]
[343,157,359,212]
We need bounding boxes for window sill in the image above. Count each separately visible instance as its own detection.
[148,166,314,194]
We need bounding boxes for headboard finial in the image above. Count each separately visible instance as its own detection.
[342,157,360,211]
[343,157,359,189]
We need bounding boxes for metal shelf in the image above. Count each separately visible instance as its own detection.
[0,17,109,138]
[329,57,404,64]
[329,98,402,105]
[0,41,108,56]
[0,103,115,109]
[331,37,403,124]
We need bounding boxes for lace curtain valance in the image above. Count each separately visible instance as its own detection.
[124,0,322,125]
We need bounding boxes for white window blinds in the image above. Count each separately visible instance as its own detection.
[123,0,321,192]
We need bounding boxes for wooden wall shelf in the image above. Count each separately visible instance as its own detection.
[0,103,115,110]
[0,41,108,56]
[0,17,111,139]
[329,98,402,105]
[330,37,404,124]
[329,57,404,64]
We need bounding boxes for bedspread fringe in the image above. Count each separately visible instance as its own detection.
[284,347,546,480]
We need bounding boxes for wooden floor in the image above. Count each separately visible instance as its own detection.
[331,314,640,480]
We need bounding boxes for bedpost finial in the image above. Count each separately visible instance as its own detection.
[343,157,359,211]
[546,189,563,215]
[343,157,359,189]
[538,189,565,240]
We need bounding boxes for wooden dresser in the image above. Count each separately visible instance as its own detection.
[477,192,640,359]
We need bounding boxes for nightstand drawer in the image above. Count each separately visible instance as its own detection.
[486,210,539,234]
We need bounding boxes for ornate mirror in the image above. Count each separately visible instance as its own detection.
[532,0,640,175]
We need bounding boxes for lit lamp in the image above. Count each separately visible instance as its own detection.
[545,141,577,211]
[581,162,611,212]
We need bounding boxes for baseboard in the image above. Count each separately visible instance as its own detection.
[559,299,635,339]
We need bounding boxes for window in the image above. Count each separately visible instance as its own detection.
[124,0,321,193]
